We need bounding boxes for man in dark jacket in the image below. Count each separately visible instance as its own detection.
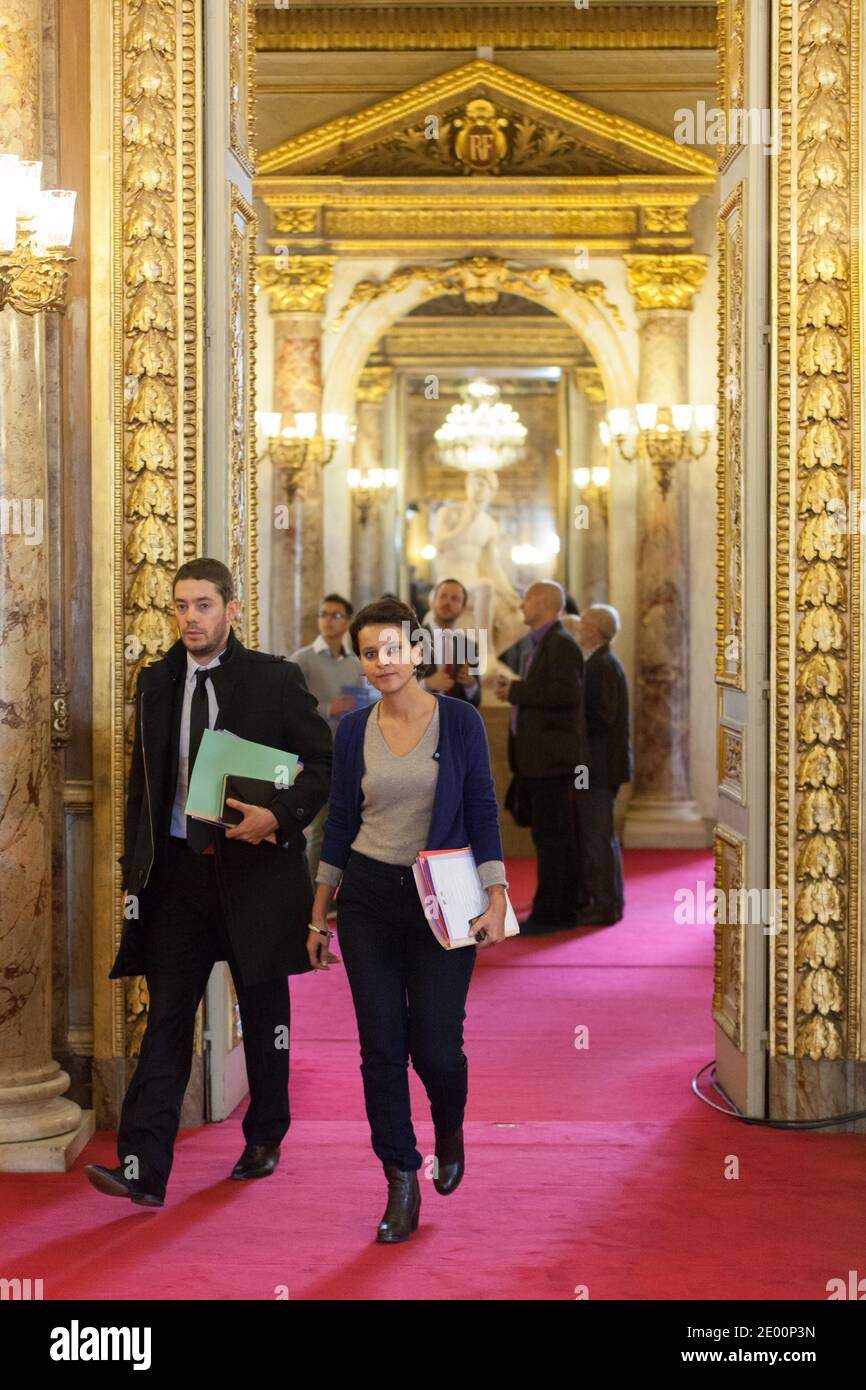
[85,558,332,1207]
[494,580,587,933]
[421,577,481,706]
[573,604,632,925]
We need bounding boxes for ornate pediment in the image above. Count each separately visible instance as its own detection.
[257,60,715,180]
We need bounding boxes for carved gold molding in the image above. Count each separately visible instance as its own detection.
[229,186,258,649]
[229,0,256,178]
[255,4,717,52]
[717,0,747,170]
[773,0,861,1061]
[257,254,335,314]
[713,826,746,1050]
[716,183,745,689]
[91,0,203,1061]
[624,254,708,310]
[718,720,745,805]
[257,61,717,178]
[330,255,625,332]
[356,367,394,406]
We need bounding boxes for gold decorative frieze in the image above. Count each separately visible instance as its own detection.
[713,826,746,1049]
[331,255,624,332]
[773,0,861,1061]
[229,186,258,648]
[257,254,335,314]
[255,4,717,53]
[323,206,638,242]
[257,61,717,179]
[624,254,708,311]
[716,184,745,689]
[642,205,691,235]
[272,207,318,235]
[228,0,256,177]
[356,367,394,406]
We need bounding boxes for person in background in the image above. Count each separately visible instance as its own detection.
[421,576,481,707]
[493,580,587,935]
[309,596,508,1244]
[573,604,632,925]
[291,594,376,883]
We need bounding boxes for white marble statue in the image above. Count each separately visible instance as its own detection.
[432,470,527,663]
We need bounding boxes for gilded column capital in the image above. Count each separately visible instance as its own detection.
[625,254,708,311]
[257,254,336,314]
[356,366,394,405]
[573,366,606,403]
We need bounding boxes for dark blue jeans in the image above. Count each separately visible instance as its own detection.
[336,850,476,1171]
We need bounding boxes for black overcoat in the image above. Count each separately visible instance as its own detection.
[110,630,332,985]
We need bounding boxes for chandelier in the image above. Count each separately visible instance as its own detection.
[435,379,527,472]
[0,155,76,315]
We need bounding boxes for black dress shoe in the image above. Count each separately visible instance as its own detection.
[84,1164,164,1208]
[433,1126,464,1196]
[230,1143,281,1180]
[376,1167,421,1243]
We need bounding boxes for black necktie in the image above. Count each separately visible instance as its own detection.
[186,667,214,853]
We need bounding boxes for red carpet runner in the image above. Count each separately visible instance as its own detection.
[1,850,864,1300]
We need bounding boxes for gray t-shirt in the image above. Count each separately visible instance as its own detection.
[317,702,507,890]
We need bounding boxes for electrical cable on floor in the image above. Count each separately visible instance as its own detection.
[692,1061,866,1129]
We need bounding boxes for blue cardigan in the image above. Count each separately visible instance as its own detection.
[320,693,504,874]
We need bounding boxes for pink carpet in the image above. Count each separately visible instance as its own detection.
[1,850,864,1300]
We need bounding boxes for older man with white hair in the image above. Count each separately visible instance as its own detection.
[573,603,632,925]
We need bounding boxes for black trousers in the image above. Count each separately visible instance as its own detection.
[525,774,586,925]
[117,838,291,1198]
[574,785,625,916]
[336,851,476,1172]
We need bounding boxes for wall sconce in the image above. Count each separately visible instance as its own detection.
[347,466,399,526]
[600,403,715,498]
[0,155,76,314]
[256,410,355,499]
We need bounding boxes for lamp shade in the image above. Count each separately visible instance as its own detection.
[34,188,76,249]
[14,160,42,220]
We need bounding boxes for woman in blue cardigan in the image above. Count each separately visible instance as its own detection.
[308,596,508,1244]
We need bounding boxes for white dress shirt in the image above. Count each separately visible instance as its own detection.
[169,646,225,838]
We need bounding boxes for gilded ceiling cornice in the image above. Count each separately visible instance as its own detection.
[257,59,717,177]
[255,4,716,53]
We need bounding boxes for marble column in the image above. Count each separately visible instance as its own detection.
[260,255,334,654]
[351,366,394,606]
[0,0,90,1169]
[622,256,708,848]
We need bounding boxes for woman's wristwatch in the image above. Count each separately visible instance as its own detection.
[308,922,334,939]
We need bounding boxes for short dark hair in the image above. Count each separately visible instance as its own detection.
[433,576,469,608]
[320,592,353,618]
[349,596,436,679]
[173,557,234,604]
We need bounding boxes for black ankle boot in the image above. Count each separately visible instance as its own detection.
[376,1166,421,1243]
[433,1125,465,1196]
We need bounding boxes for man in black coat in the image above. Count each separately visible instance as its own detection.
[494,580,587,934]
[573,604,632,925]
[85,558,332,1207]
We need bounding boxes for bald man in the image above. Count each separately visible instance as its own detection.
[572,604,632,925]
[494,581,588,934]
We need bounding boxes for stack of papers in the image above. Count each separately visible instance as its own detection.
[413,847,520,949]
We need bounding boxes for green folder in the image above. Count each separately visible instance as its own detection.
[185,728,300,824]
